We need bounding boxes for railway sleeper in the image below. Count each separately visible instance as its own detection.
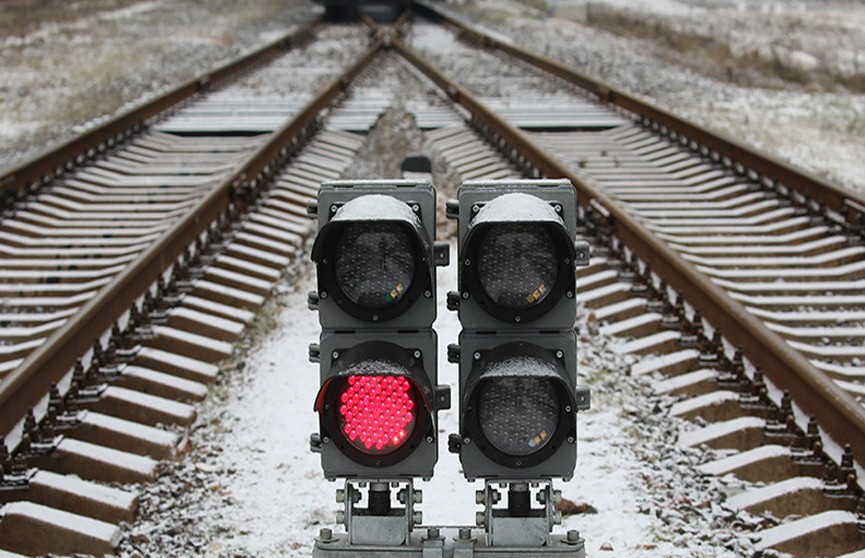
[83,385,196,428]
[27,438,156,484]
[148,325,234,364]
[131,346,220,384]
[59,409,178,458]
[755,511,865,558]
[576,249,864,555]
[0,501,120,557]
[0,469,136,523]
[729,476,859,518]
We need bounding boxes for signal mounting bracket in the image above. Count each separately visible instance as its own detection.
[313,479,586,557]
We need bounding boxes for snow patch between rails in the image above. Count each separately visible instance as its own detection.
[122,252,760,557]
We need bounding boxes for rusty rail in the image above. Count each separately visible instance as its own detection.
[0,17,322,197]
[0,36,384,439]
[412,0,865,220]
[391,37,865,468]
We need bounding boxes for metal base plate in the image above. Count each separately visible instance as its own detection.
[313,527,586,558]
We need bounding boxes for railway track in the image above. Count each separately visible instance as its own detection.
[0,3,863,556]
[0,20,389,556]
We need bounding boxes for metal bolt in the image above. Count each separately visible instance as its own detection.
[372,314,380,322]
[472,204,480,213]
[320,291,328,299]
[556,350,564,359]
[335,511,346,525]
[330,204,338,214]
[514,316,521,322]
[475,512,485,526]
[412,204,420,213]
[565,405,572,413]
[319,527,333,542]
[332,351,339,359]
[426,435,434,444]
[566,291,574,298]
[462,291,469,299]
[473,351,481,360]
[459,528,472,540]
[414,490,423,504]
[553,490,563,504]
[424,290,432,298]
[414,350,422,359]
[427,527,440,540]
[463,436,471,445]
[567,530,581,543]
[553,511,563,525]
[476,490,485,504]
[336,489,345,503]
[413,511,423,525]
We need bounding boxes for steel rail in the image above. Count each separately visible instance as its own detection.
[412,0,865,221]
[0,37,385,439]
[390,36,865,468]
[0,17,323,197]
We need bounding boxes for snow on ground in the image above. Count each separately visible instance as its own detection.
[448,0,865,193]
[2,2,859,556]
[121,248,757,557]
[0,0,316,172]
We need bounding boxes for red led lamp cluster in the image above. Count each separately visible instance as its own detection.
[338,375,417,454]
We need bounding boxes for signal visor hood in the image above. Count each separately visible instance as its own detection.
[311,194,431,264]
[461,193,577,323]
[314,341,433,413]
[470,192,570,227]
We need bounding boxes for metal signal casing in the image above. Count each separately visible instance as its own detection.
[454,331,588,481]
[308,180,450,481]
[310,180,444,330]
[450,180,586,330]
[313,330,446,480]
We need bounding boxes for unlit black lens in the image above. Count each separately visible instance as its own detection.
[477,375,559,456]
[334,223,416,309]
[476,224,558,310]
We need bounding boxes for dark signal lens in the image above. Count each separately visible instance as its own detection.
[337,375,418,455]
[477,376,559,456]
[334,222,417,310]
[476,224,558,311]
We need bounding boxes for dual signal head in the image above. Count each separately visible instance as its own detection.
[308,178,590,483]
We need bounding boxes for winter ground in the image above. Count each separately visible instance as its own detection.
[121,252,756,558]
[2,1,863,193]
[2,1,862,556]
[447,0,865,193]
[0,0,314,172]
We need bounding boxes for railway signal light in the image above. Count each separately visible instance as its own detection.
[308,180,450,480]
[447,180,591,481]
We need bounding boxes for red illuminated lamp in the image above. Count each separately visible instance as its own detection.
[316,352,432,469]
[338,375,417,454]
